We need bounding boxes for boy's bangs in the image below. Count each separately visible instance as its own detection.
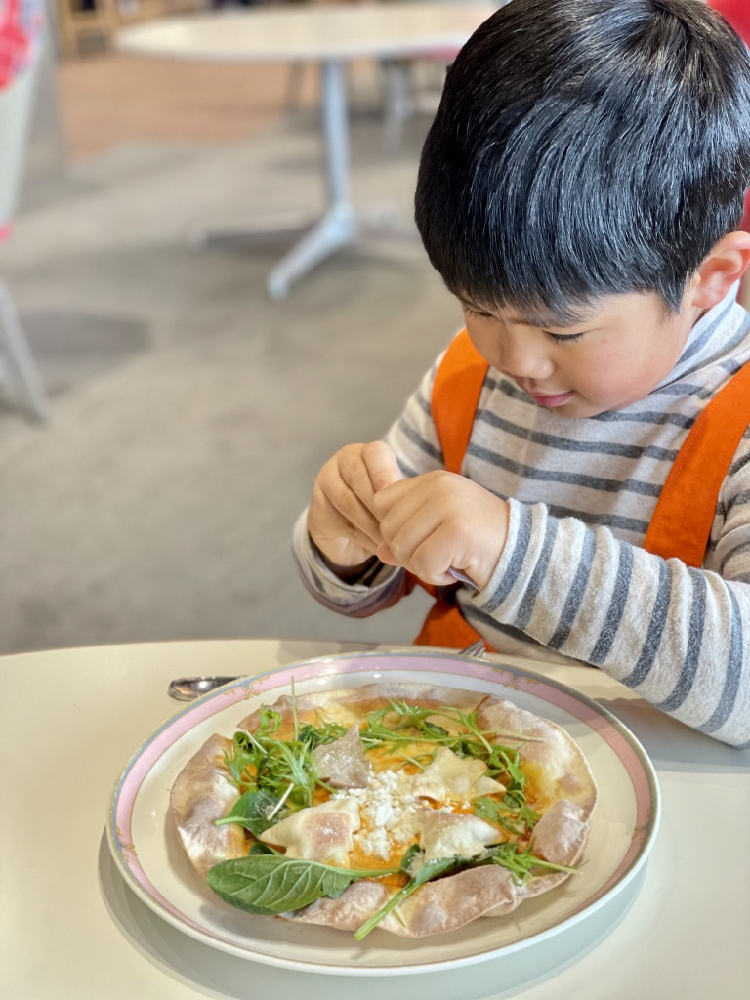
[414,0,750,317]
[419,90,744,318]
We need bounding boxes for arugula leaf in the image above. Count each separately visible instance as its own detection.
[353,848,464,940]
[206,855,399,915]
[297,721,348,749]
[223,731,257,791]
[214,790,288,835]
[474,794,540,837]
[352,842,580,938]
[256,706,283,735]
[482,842,579,883]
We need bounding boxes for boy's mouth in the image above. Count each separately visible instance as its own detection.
[520,387,575,408]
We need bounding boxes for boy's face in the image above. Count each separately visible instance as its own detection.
[460,291,697,418]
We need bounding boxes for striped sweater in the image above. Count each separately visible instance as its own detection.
[294,287,750,747]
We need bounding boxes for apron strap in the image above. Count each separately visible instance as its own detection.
[431,329,489,474]
[413,601,494,651]
[644,359,750,566]
[409,331,491,648]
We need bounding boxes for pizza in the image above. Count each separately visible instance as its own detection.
[170,683,598,939]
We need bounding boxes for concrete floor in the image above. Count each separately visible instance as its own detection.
[0,98,453,655]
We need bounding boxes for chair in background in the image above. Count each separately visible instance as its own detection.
[380,47,457,154]
[53,0,210,60]
[0,0,50,421]
[53,0,119,59]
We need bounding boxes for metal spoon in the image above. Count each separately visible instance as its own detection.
[168,675,240,701]
[167,632,486,702]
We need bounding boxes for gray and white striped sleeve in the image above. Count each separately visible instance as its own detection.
[292,512,406,617]
[384,358,445,477]
[474,497,750,748]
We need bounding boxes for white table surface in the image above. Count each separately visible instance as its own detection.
[116,4,500,64]
[3,638,749,998]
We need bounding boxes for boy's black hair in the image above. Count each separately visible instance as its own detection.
[415,0,750,321]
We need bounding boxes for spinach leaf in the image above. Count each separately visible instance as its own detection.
[214,790,288,835]
[207,855,399,915]
[248,842,279,855]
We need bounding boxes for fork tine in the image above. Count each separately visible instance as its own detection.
[458,639,486,658]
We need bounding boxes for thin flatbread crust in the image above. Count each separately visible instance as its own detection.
[170,683,597,937]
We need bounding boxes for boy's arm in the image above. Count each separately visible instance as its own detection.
[465,476,750,748]
[363,421,750,747]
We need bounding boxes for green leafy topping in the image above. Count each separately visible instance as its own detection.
[212,695,563,939]
[215,790,289,836]
[206,855,400,915]
[223,728,319,809]
[257,706,283,735]
[353,847,464,940]
[297,720,349,749]
[222,698,541,834]
[353,843,579,939]
[247,842,279,856]
[482,842,579,883]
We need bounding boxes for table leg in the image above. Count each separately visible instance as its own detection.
[267,59,356,300]
[192,58,410,299]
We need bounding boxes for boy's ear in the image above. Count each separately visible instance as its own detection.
[688,231,750,311]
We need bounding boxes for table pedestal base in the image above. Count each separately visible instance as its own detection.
[267,200,357,300]
[189,202,417,299]
[189,57,427,297]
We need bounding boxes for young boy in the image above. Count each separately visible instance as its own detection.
[293,0,750,748]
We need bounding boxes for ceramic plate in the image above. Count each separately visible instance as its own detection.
[107,651,659,976]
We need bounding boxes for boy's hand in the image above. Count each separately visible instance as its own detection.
[372,472,510,592]
[308,441,403,572]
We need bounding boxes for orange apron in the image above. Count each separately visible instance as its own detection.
[412,328,750,648]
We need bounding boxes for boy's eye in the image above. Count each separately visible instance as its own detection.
[462,304,587,344]
[543,331,585,345]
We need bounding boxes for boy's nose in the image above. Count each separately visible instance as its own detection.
[498,346,555,381]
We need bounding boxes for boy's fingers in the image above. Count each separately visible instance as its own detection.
[362,441,403,493]
[371,476,413,519]
[311,478,382,547]
[376,541,398,565]
[324,487,382,545]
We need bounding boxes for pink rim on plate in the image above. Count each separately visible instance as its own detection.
[106,650,660,975]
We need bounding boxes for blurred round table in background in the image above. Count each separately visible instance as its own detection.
[117,3,497,299]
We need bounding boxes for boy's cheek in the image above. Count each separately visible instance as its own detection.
[564,352,662,413]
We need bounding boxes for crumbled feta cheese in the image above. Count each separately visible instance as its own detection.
[335,769,420,861]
